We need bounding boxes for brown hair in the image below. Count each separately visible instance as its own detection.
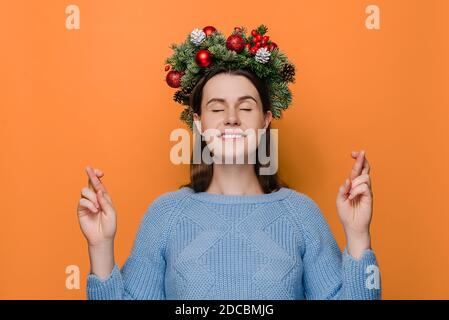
[180,66,288,193]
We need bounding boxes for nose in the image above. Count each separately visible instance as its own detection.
[223,108,241,127]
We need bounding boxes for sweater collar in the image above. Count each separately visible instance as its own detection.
[184,187,292,204]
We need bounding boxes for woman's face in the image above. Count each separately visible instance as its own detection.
[193,73,272,164]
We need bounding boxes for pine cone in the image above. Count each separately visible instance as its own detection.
[182,83,195,95]
[190,28,206,46]
[173,90,189,104]
[255,47,271,64]
[280,63,296,82]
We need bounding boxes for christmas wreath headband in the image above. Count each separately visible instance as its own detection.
[164,24,296,130]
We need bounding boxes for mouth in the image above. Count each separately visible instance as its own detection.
[217,130,247,140]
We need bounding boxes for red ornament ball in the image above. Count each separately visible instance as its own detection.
[203,26,216,37]
[250,47,258,55]
[195,49,212,68]
[268,42,278,51]
[166,70,183,88]
[226,34,245,53]
[164,65,170,72]
[251,29,258,37]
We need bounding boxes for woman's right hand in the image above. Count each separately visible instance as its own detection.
[77,166,117,248]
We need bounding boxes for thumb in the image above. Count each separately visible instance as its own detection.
[337,178,351,201]
[97,190,114,216]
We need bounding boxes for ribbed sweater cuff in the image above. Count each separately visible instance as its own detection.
[342,248,381,300]
[87,264,124,300]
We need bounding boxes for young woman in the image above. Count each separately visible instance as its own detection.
[77,26,381,300]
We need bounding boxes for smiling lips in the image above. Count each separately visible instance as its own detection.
[218,129,247,140]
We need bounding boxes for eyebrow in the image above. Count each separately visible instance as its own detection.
[206,95,257,107]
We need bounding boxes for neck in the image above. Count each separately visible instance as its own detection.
[206,164,264,195]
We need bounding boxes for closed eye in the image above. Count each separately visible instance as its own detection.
[240,108,252,111]
[211,109,224,112]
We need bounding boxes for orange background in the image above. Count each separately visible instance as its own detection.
[0,0,448,299]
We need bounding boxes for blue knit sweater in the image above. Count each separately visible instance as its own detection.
[86,187,381,300]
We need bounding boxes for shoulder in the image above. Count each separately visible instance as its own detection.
[131,188,195,256]
[142,187,194,224]
[281,188,330,232]
[282,188,322,215]
[148,186,194,210]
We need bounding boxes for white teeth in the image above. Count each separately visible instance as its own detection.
[222,134,244,139]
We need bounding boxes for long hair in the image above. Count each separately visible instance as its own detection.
[180,66,288,193]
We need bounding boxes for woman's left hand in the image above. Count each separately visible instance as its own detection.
[336,150,373,259]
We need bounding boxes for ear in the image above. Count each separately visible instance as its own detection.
[193,113,200,122]
[193,113,201,133]
[263,111,273,129]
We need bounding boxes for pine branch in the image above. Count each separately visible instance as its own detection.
[257,24,268,35]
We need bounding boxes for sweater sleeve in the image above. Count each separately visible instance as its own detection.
[86,193,179,300]
[286,192,381,300]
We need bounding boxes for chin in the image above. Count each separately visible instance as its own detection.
[215,150,257,164]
